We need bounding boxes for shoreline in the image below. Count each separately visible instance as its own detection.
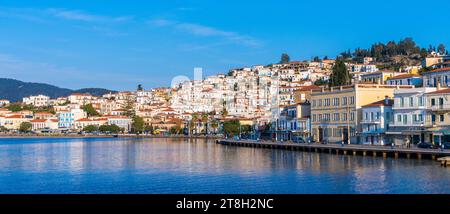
[0,134,222,139]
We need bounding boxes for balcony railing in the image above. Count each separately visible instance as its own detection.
[429,104,450,111]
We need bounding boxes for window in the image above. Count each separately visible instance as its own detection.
[365,112,368,120]
[440,114,445,122]
[333,98,340,106]
[418,97,424,106]
[409,97,414,107]
[318,99,322,107]
[349,96,355,105]
[312,100,316,107]
[403,115,408,124]
[376,112,380,120]
[342,113,347,121]
[418,114,423,122]
[342,97,347,105]
[397,115,402,122]
[350,112,355,121]
[431,98,436,106]
[313,114,317,122]
[400,97,405,107]
[413,114,417,122]
[439,98,444,106]
[432,115,436,123]
[333,113,340,121]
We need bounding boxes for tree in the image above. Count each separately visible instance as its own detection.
[220,108,228,118]
[210,120,219,134]
[144,124,154,134]
[223,120,240,137]
[313,56,321,62]
[323,56,329,60]
[7,103,22,112]
[438,44,446,55]
[329,60,352,87]
[82,104,100,117]
[0,126,8,132]
[137,84,143,91]
[201,112,209,135]
[99,124,121,133]
[314,79,328,86]
[280,53,290,64]
[83,125,99,133]
[132,116,144,133]
[19,122,32,133]
[169,126,181,135]
[191,113,199,134]
[420,48,428,58]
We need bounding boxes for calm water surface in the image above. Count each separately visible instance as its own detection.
[0,137,448,193]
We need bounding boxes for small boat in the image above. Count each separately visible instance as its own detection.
[113,134,119,138]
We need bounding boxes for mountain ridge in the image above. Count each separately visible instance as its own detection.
[0,78,116,102]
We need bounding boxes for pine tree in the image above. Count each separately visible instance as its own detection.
[329,60,351,87]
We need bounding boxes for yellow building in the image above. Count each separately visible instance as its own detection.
[360,70,401,84]
[310,84,413,144]
[425,87,450,144]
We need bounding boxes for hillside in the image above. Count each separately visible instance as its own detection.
[0,78,116,102]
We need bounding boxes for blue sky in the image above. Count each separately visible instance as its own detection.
[1,0,449,90]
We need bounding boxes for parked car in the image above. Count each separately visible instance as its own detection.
[417,142,437,149]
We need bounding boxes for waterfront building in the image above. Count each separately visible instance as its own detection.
[422,68,450,87]
[386,74,423,87]
[107,116,132,132]
[386,87,437,145]
[22,95,50,107]
[30,119,59,131]
[1,114,30,130]
[58,108,87,129]
[422,53,450,68]
[310,84,412,144]
[424,87,450,144]
[272,102,311,141]
[74,118,108,130]
[360,98,393,145]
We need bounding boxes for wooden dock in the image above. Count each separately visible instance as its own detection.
[217,139,450,161]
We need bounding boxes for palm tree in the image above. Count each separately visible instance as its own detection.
[191,113,199,134]
[210,120,219,135]
[201,112,209,135]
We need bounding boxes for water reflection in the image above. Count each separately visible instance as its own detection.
[0,138,449,193]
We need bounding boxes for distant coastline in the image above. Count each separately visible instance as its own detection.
[0,134,222,139]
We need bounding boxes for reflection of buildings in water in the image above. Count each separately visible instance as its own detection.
[351,160,388,193]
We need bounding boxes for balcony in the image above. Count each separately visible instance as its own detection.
[360,119,381,124]
[429,104,450,112]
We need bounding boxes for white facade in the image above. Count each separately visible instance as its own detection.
[23,95,50,107]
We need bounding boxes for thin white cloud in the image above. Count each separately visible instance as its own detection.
[148,19,262,47]
[46,8,133,23]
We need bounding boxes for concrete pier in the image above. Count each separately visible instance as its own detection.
[218,140,450,161]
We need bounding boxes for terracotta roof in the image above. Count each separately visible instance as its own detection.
[427,88,450,94]
[5,115,22,119]
[296,85,321,92]
[423,67,450,74]
[30,119,46,123]
[387,74,421,80]
[76,118,92,122]
[363,99,394,107]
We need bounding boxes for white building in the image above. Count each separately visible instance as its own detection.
[0,99,10,107]
[23,95,50,107]
[387,87,437,145]
[360,98,393,145]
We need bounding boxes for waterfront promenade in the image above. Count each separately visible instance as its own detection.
[218,139,450,161]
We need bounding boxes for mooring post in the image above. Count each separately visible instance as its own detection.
[353,151,356,156]
[343,150,347,155]
[395,153,399,159]
[363,151,367,156]
[383,152,387,159]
